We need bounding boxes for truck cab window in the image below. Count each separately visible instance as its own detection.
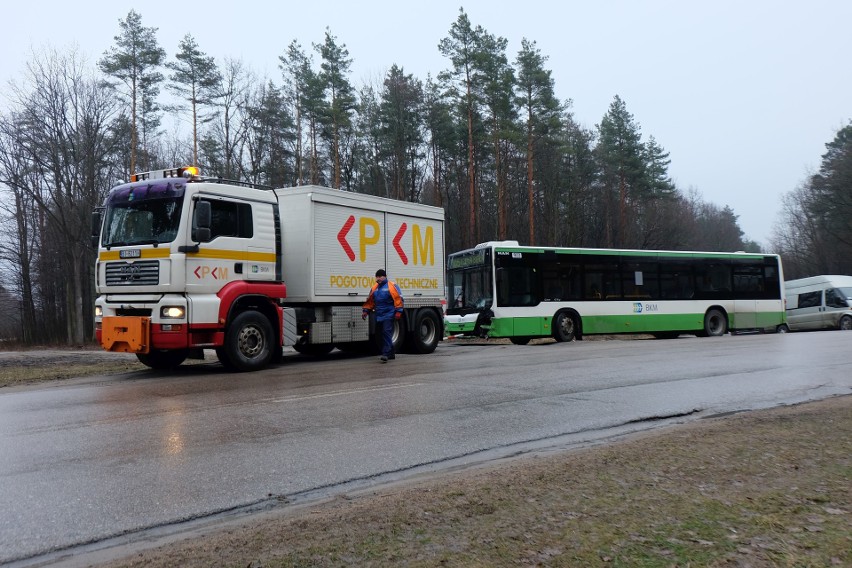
[195,200,253,241]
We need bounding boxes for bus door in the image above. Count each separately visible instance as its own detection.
[732,260,764,329]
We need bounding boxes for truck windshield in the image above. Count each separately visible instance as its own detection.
[102,182,186,247]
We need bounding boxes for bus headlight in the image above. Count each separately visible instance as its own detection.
[161,306,186,319]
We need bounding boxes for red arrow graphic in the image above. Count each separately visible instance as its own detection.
[393,223,408,265]
[338,215,355,261]
[194,266,202,278]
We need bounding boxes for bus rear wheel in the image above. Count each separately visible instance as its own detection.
[552,311,578,342]
[703,309,728,337]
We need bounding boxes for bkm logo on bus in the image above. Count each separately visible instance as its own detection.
[337,215,435,265]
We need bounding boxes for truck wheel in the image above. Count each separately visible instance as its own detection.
[406,310,441,354]
[371,319,406,354]
[219,311,273,372]
[293,343,334,356]
[136,349,188,370]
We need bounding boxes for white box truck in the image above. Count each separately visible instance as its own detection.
[93,168,445,371]
[784,275,852,331]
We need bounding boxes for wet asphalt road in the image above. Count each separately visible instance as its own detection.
[1,331,851,565]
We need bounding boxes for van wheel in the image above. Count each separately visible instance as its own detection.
[839,315,852,330]
[776,324,789,333]
[703,309,727,337]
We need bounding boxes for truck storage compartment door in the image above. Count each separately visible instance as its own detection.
[332,306,369,343]
[385,213,445,298]
[314,202,386,296]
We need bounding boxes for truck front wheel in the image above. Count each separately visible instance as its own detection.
[136,349,188,370]
[218,311,274,372]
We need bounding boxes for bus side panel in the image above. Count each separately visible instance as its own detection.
[580,312,704,335]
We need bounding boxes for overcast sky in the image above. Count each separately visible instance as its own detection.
[2,1,850,247]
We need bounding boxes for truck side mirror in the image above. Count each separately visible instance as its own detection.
[194,200,211,242]
[90,209,102,248]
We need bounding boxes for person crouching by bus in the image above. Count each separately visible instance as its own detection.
[362,269,404,363]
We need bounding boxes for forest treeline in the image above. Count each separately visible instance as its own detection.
[0,8,847,345]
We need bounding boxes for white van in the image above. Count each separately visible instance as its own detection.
[784,275,852,331]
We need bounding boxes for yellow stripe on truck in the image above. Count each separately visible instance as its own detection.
[99,248,276,263]
[188,249,276,262]
[98,248,171,261]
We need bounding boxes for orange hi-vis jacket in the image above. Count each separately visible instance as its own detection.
[363,279,404,320]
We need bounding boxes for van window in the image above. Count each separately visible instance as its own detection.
[825,288,849,309]
[797,291,822,309]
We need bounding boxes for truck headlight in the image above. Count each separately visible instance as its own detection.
[161,306,186,319]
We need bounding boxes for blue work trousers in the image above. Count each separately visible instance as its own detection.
[379,319,395,357]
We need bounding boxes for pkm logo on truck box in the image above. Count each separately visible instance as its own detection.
[337,215,435,265]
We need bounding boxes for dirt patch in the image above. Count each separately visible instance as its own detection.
[0,349,145,387]
[96,396,851,568]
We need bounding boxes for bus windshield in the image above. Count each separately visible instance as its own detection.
[448,266,492,311]
[102,181,186,247]
[446,248,493,313]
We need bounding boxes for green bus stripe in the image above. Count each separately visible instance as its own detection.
[485,312,785,337]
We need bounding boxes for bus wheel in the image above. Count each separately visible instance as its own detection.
[652,332,679,339]
[136,349,188,370]
[219,311,274,372]
[553,311,577,342]
[406,310,441,354]
[839,315,852,330]
[703,309,727,337]
[510,337,531,345]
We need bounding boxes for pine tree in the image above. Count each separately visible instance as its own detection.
[379,65,425,201]
[478,31,515,240]
[439,8,486,247]
[316,29,356,189]
[515,39,562,245]
[166,34,221,167]
[98,10,166,174]
[595,95,645,247]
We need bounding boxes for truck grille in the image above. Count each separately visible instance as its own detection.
[105,260,159,286]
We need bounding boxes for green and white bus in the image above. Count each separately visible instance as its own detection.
[444,241,787,343]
